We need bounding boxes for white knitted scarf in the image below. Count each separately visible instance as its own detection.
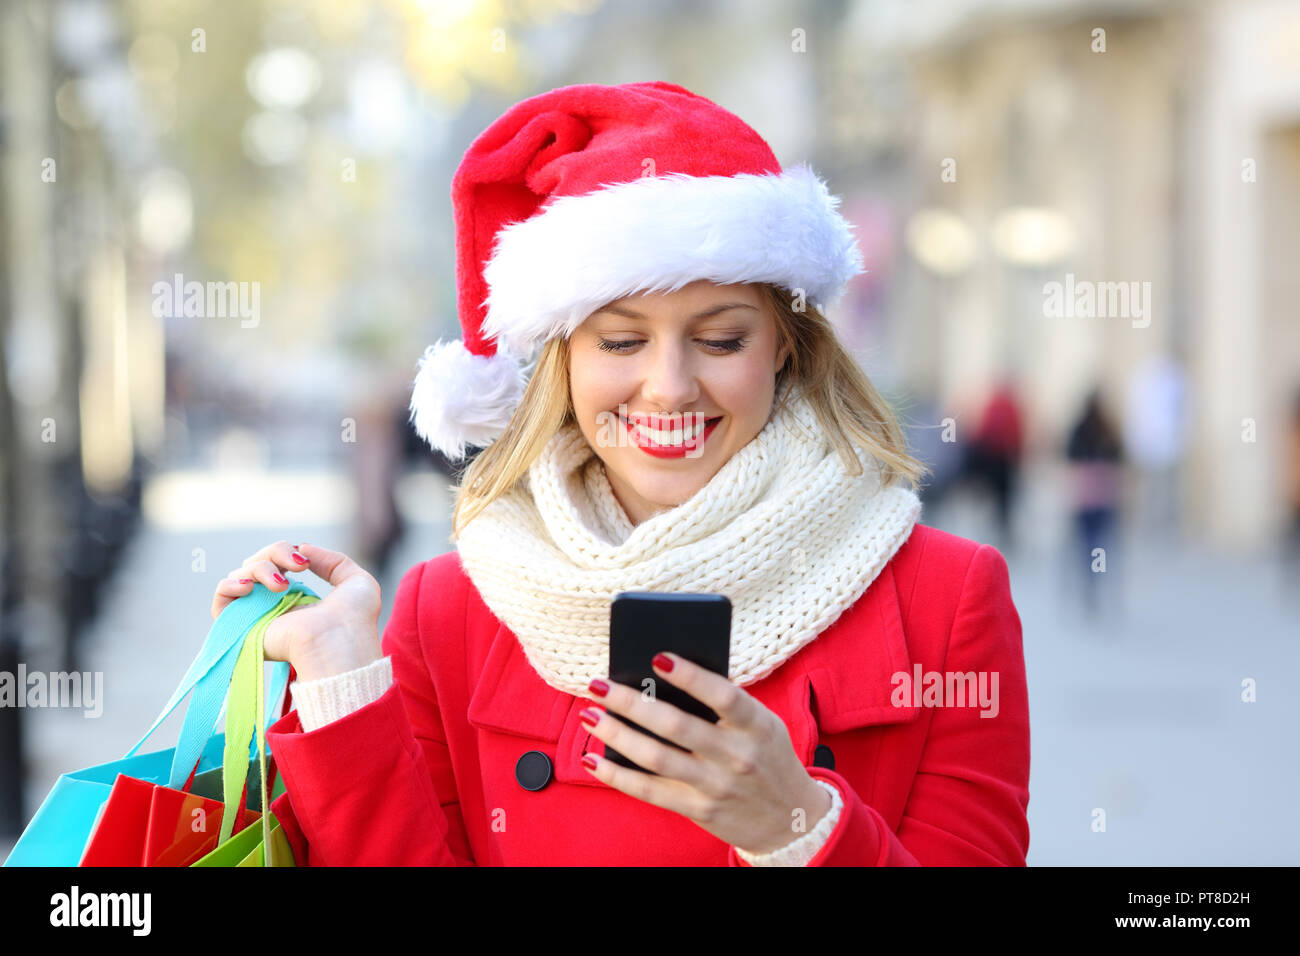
[452,385,923,698]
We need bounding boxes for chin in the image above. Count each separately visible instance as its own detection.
[623,469,709,507]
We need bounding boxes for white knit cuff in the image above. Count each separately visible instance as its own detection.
[735,779,844,867]
[290,656,394,733]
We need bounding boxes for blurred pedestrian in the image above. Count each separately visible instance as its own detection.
[1065,387,1124,619]
[1283,386,1300,582]
[350,365,408,586]
[966,380,1024,554]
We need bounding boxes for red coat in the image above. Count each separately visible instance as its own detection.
[266,523,1030,865]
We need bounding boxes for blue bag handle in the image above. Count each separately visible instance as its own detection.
[126,581,318,789]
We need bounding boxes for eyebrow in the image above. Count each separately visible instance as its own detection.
[593,302,760,321]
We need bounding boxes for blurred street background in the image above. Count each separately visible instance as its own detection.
[1,0,1298,865]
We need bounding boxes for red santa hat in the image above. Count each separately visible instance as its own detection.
[409,80,864,460]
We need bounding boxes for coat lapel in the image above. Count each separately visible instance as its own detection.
[796,560,920,733]
[466,621,573,741]
[466,621,602,788]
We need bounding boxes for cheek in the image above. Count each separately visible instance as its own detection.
[713,356,777,403]
[568,351,626,417]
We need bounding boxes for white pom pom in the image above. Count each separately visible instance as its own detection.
[407,339,527,461]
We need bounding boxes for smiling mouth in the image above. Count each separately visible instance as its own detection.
[620,414,723,448]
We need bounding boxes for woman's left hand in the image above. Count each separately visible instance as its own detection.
[579,652,833,855]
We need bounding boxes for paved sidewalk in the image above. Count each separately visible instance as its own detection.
[931,484,1300,865]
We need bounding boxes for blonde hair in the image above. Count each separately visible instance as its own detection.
[449,283,931,538]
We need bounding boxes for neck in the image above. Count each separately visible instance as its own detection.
[605,466,669,527]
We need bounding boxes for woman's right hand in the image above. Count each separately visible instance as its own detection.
[210,541,383,682]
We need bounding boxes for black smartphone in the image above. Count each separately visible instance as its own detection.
[604,591,731,774]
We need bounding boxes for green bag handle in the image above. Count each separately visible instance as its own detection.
[219,588,319,857]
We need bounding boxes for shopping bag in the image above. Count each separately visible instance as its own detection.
[78,586,315,867]
[2,733,227,867]
[236,817,294,867]
[3,581,315,867]
[147,740,291,865]
[81,716,293,866]
[189,754,288,811]
[191,811,293,867]
[77,772,260,867]
[144,783,262,867]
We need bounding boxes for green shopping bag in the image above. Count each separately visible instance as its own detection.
[191,812,294,867]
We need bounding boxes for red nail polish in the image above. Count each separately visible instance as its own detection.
[239,578,255,584]
[273,572,288,585]
[579,706,602,726]
[581,754,598,771]
[588,678,609,697]
[652,653,674,672]
[291,552,308,564]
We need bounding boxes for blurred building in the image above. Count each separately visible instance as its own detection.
[0,0,169,833]
[827,0,1300,549]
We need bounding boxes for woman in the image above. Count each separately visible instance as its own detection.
[1065,387,1125,617]
[211,82,1030,865]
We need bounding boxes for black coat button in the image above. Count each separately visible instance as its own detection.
[515,750,553,791]
[813,744,835,770]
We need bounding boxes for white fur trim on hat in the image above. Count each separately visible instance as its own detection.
[408,339,527,461]
[479,162,865,358]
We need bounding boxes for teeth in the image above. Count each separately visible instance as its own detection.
[627,417,712,446]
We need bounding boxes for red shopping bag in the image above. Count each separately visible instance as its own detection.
[145,783,262,867]
[79,768,258,867]
[77,774,157,866]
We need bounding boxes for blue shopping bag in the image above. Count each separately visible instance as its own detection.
[4,734,231,867]
[3,582,314,867]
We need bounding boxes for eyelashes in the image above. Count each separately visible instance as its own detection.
[595,337,750,354]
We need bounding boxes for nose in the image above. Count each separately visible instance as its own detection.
[639,340,699,413]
